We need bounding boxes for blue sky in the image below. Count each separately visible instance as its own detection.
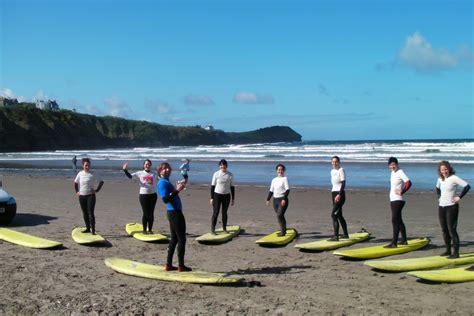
[1,0,473,140]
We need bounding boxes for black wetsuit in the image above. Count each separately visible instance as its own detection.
[139,193,157,232]
[331,191,348,237]
[74,177,102,233]
[167,210,186,267]
[210,186,235,232]
[79,194,96,231]
[388,173,412,246]
[390,200,407,244]
[267,190,290,235]
[436,184,471,257]
[124,169,157,232]
[438,204,460,256]
[158,177,186,268]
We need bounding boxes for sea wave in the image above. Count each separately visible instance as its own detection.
[1,140,473,164]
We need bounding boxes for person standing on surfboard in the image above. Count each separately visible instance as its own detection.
[74,158,104,235]
[266,164,290,237]
[329,156,349,241]
[210,159,235,234]
[385,157,412,248]
[436,160,470,259]
[157,162,192,272]
[122,159,159,234]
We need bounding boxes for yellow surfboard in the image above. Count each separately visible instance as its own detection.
[295,231,370,251]
[365,252,474,272]
[407,266,474,283]
[125,223,168,242]
[333,238,430,259]
[0,227,62,249]
[196,225,241,244]
[256,228,297,246]
[71,227,106,245]
[104,257,243,284]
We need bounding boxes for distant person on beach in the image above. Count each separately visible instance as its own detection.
[329,156,349,241]
[122,159,159,234]
[72,155,77,173]
[266,164,290,236]
[179,159,190,185]
[436,160,471,259]
[157,162,191,272]
[210,159,235,234]
[385,157,412,248]
[74,158,104,235]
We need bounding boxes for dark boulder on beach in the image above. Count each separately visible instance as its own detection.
[0,105,302,152]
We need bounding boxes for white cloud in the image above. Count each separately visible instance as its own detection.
[184,95,215,106]
[398,32,472,72]
[145,98,172,114]
[233,91,275,104]
[1,88,15,99]
[1,88,26,102]
[104,96,134,118]
[83,104,104,116]
[33,89,49,101]
[158,104,170,114]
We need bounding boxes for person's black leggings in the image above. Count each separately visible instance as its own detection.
[212,193,231,231]
[390,200,407,244]
[273,197,288,234]
[167,210,186,267]
[439,204,459,255]
[139,193,157,232]
[331,191,348,237]
[79,194,96,230]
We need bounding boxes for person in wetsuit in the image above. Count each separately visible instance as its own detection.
[157,162,191,272]
[385,157,412,248]
[329,156,349,241]
[266,164,290,237]
[210,159,235,234]
[74,158,104,235]
[123,159,159,234]
[436,160,470,259]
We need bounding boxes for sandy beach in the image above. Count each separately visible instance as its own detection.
[0,174,473,315]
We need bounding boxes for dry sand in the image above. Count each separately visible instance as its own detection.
[0,174,473,315]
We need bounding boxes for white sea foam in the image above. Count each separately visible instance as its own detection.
[1,140,473,164]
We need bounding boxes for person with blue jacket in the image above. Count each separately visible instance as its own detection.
[157,162,191,272]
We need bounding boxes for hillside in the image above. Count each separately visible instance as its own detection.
[0,105,302,152]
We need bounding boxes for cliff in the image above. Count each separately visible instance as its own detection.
[0,105,302,152]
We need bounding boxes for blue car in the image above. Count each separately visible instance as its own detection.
[0,186,17,225]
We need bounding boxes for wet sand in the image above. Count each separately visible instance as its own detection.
[0,175,473,314]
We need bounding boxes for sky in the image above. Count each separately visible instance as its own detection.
[1,0,473,141]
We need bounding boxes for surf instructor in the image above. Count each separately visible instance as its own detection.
[157,162,191,272]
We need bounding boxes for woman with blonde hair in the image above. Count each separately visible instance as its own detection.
[436,160,470,259]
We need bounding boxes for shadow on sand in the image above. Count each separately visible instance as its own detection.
[8,213,59,227]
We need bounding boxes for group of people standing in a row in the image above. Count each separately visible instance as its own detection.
[73,156,470,272]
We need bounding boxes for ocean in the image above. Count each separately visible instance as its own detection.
[0,139,472,190]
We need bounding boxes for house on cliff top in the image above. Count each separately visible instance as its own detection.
[35,99,60,110]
